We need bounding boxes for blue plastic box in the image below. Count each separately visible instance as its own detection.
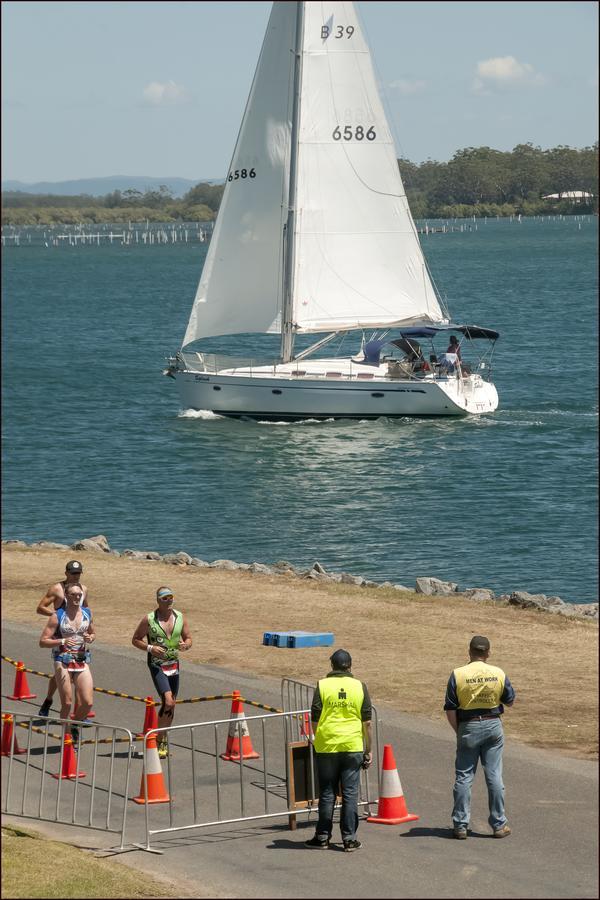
[263,631,334,648]
[288,632,334,648]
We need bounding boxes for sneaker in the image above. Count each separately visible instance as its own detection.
[343,839,362,853]
[493,824,511,839]
[158,742,169,759]
[38,699,52,717]
[304,835,330,849]
[453,827,468,840]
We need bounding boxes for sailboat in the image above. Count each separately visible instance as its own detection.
[166,1,499,420]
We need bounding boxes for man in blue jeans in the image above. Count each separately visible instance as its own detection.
[304,649,372,852]
[444,635,516,839]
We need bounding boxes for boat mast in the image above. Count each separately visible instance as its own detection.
[280,0,304,364]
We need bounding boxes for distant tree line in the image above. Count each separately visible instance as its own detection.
[1,182,222,226]
[399,143,598,218]
[2,143,597,226]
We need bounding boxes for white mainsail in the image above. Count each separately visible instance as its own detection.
[182,1,444,350]
[293,1,444,333]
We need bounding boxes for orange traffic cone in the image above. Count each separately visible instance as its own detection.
[220,691,260,761]
[132,732,170,804]
[52,734,86,780]
[8,661,36,700]
[367,744,419,825]
[1,714,27,756]
[137,697,158,739]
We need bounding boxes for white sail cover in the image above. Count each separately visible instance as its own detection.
[183,3,295,346]
[183,1,444,347]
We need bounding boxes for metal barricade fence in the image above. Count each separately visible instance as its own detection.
[136,707,378,853]
[281,676,382,783]
[1,709,134,851]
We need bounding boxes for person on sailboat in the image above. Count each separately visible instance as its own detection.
[36,560,89,718]
[131,587,192,758]
[38,581,95,743]
[447,335,462,359]
[446,335,471,375]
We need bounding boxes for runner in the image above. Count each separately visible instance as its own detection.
[131,586,192,758]
[36,560,89,717]
[38,582,95,742]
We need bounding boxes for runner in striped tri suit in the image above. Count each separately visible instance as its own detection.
[39,582,96,740]
[36,560,89,717]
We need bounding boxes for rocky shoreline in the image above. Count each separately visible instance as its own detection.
[3,535,597,622]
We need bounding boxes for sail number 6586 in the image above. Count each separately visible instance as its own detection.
[227,168,256,181]
[332,126,376,141]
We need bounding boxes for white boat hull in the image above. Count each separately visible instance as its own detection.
[174,366,498,420]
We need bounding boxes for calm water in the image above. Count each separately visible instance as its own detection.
[2,217,598,602]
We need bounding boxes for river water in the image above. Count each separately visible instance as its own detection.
[2,216,597,602]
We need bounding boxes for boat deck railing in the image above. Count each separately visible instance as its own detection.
[178,350,487,383]
[179,351,280,375]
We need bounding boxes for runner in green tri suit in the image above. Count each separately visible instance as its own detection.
[132,586,192,757]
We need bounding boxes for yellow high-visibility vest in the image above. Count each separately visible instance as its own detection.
[313,676,364,753]
[454,660,506,710]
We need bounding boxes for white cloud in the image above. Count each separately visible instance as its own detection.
[472,56,546,93]
[142,80,189,106]
[389,78,427,96]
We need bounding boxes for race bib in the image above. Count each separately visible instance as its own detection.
[66,659,86,672]
[159,661,178,677]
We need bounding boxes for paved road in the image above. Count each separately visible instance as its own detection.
[1,621,597,899]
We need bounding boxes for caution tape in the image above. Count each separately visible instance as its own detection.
[1,655,51,679]
[239,698,283,714]
[12,720,132,745]
[175,693,234,705]
[92,687,148,703]
[1,656,282,712]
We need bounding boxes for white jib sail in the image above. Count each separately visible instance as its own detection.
[292,1,444,333]
[182,3,297,347]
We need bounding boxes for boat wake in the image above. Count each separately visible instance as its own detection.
[178,408,224,420]
[256,417,335,426]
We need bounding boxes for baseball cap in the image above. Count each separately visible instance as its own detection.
[156,587,174,600]
[469,635,490,653]
[65,560,83,574]
[330,648,352,670]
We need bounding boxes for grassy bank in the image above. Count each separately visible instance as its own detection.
[1,826,184,899]
[1,545,597,758]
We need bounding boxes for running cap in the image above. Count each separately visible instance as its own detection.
[66,560,83,574]
[469,635,490,653]
[156,587,174,600]
[330,648,352,670]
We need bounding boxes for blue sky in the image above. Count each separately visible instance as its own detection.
[2,1,598,184]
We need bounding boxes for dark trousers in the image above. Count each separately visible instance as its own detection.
[315,751,363,842]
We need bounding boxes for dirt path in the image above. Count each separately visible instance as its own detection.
[2,545,597,758]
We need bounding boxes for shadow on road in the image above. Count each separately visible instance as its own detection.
[267,838,347,852]
[400,826,493,840]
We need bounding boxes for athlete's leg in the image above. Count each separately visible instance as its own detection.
[53,664,73,724]
[73,666,93,721]
[39,674,59,715]
[158,690,176,731]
